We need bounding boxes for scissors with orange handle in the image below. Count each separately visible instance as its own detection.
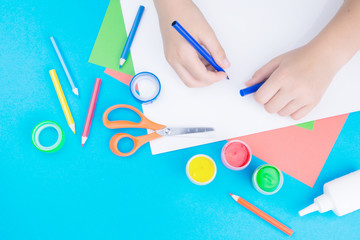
[103,104,215,157]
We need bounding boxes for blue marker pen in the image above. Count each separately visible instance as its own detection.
[239,82,264,97]
[172,21,229,79]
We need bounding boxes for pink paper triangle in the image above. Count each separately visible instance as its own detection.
[105,68,133,86]
[231,114,348,187]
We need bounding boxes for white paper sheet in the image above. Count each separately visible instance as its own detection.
[121,0,360,155]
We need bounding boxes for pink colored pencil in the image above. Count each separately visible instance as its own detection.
[82,78,102,146]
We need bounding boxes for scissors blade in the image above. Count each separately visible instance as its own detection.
[156,127,215,137]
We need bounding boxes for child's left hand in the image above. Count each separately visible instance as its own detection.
[246,45,337,120]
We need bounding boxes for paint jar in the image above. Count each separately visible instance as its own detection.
[186,154,217,185]
[221,140,252,170]
[252,164,283,195]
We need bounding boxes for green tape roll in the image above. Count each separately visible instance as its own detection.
[31,121,64,152]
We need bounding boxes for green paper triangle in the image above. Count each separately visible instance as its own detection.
[89,0,135,76]
[296,121,315,130]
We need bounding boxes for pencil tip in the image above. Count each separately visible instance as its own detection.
[119,58,126,67]
[73,88,79,96]
[229,193,238,201]
[70,124,76,134]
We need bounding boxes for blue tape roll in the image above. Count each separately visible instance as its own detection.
[130,72,161,104]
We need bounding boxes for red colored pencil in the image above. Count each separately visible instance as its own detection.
[82,78,102,146]
[229,193,293,236]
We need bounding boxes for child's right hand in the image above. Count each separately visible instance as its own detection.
[153,0,230,87]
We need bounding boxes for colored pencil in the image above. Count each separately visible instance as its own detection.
[49,69,76,134]
[119,5,145,68]
[50,36,79,96]
[81,78,102,146]
[229,193,293,236]
[172,21,229,79]
[239,82,264,96]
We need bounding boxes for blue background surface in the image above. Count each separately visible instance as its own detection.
[1,0,360,239]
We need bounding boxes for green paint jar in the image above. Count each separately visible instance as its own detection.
[252,164,283,195]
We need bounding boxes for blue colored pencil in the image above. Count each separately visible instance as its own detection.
[50,36,79,96]
[239,82,264,97]
[119,5,145,68]
[172,21,229,79]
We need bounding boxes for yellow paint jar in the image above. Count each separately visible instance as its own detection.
[186,154,217,185]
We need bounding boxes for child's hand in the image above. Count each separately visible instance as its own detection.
[246,0,360,120]
[154,0,230,87]
[246,45,337,120]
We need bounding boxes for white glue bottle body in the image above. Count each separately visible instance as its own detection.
[299,170,360,217]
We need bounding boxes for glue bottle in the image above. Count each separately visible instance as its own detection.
[299,170,360,217]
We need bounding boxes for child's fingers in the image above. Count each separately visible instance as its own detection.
[199,31,230,69]
[172,63,209,88]
[246,57,281,86]
[278,100,305,117]
[200,56,216,71]
[263,90,294,114]
[254,72,281,105]
[291,105,314,120]
[182,50,227,84]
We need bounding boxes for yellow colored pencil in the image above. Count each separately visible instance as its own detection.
[49,69,76,134]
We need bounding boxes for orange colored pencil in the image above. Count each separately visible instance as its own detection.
[229,193,293,236]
